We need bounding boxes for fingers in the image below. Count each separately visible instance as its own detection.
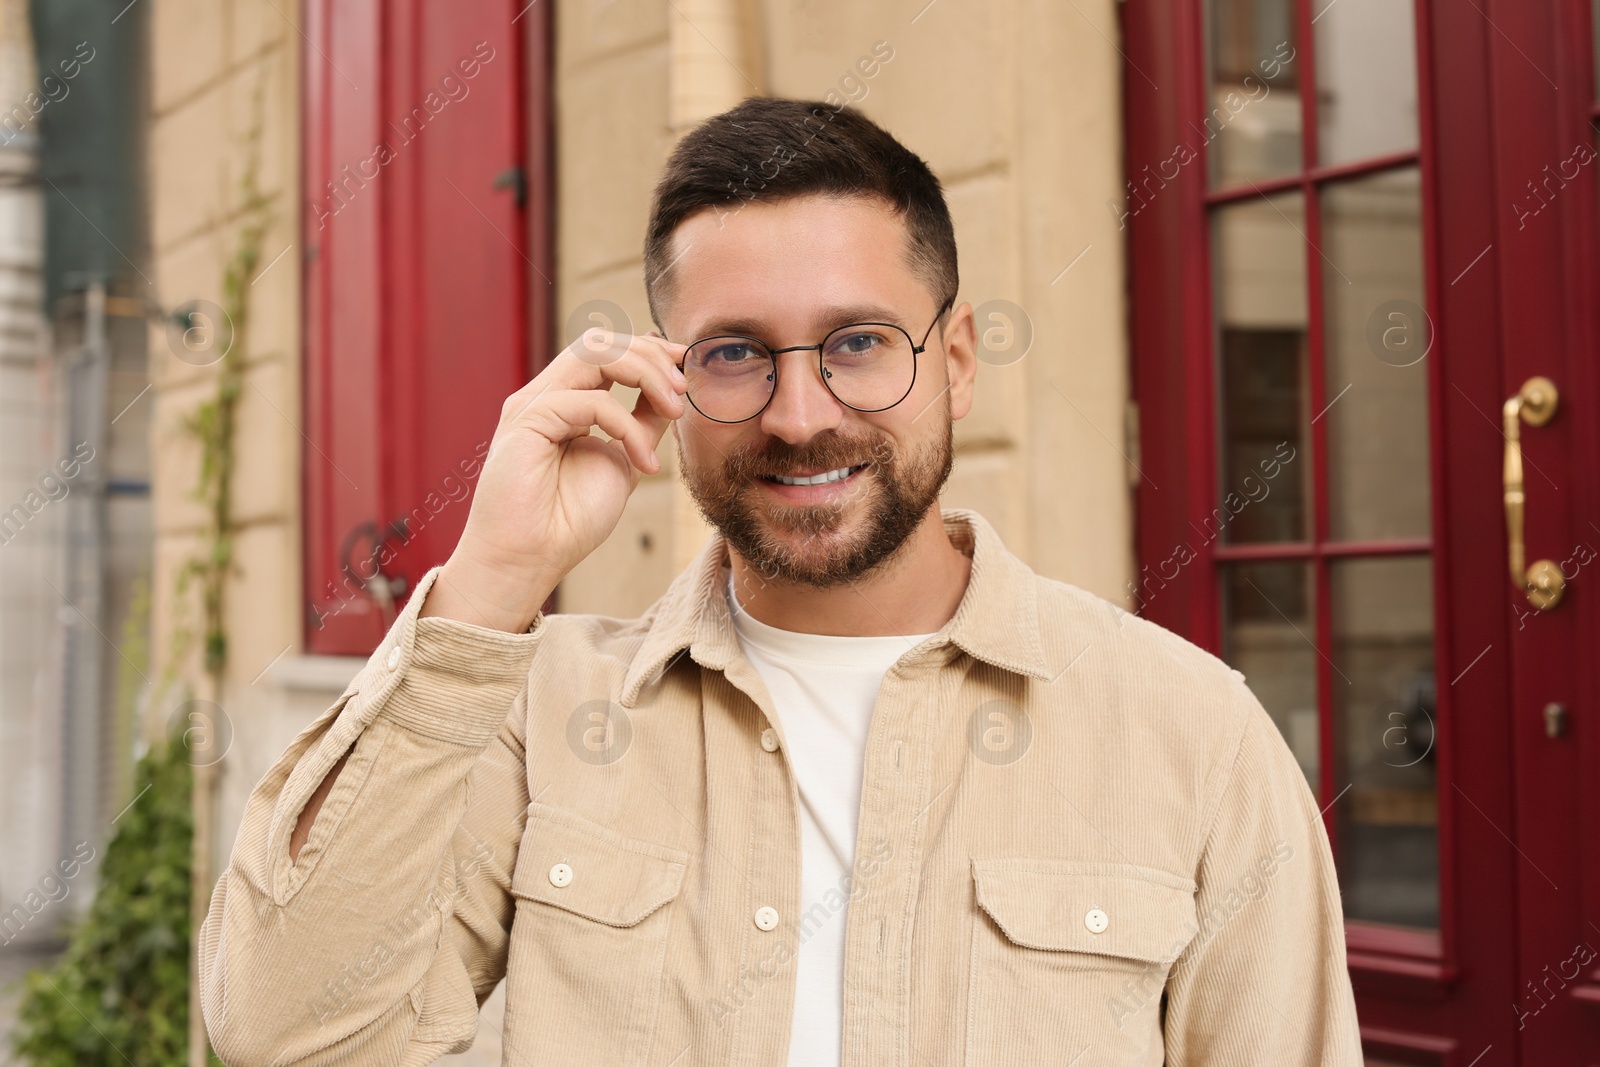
[493,328,690,475]
[538,329,689,417]
[492,331,681,441]
[630,386,673,455]
[535,388,663,474]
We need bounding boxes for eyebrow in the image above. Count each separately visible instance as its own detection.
[687,304,908,342]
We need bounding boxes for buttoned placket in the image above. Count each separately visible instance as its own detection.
[710,614,960,1067]
[712,640,950,1067]
[839,644,953,1067]
[715,649,807,1067]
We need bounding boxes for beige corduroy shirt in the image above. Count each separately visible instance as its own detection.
[200,507,1362,1066]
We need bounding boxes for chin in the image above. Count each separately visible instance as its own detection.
[748,491,865,540]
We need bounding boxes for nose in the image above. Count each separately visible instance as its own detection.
[757,348,844,445]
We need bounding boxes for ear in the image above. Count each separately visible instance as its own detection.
[941,301,979,421]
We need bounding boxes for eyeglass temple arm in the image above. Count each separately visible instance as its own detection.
[916,298,955,350]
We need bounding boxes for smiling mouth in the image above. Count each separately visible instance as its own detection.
[760,463,870,487]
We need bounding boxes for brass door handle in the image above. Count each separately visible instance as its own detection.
[1502,376,1564,610]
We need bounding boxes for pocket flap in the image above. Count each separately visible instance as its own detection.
[512,803,689,928]
[971,858,1198,963]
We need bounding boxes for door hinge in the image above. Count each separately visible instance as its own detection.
[494,166,528,209]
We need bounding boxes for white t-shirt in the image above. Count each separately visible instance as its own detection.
[725,571,939,1067]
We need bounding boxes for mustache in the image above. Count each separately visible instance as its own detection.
[720,434,892,479]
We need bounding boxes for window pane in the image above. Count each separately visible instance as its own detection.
[1213,195,1311,544]
[1222,561,1319,785]
[1321,169,1431,542]
[1207,0,1303,187]
[1313,0,1420,165]
[1332,556,1438,928]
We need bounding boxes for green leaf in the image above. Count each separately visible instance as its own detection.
[9,733,202,1066]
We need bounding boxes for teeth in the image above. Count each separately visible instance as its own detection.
[771,464,863,486]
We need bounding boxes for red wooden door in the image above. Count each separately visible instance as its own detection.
[1490,1,1600,1061]
[301,0,549,655]
[1123,0,1600,1062]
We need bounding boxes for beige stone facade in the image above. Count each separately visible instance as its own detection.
[145,0,305,799]
[145,0,1131,1059]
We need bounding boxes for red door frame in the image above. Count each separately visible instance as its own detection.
[300,0,553,655]
[1123,0,1600,1060]
[1559,0,1600,1029]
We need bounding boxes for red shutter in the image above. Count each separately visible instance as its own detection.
[302,0,550,654]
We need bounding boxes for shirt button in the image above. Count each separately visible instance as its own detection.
[548,863,573,888]
[1084,908,1109,934]
[753,905,779,931]
[760,728,779,752]
[385,646,401,671]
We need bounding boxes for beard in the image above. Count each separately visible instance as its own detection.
[679,409,955,589]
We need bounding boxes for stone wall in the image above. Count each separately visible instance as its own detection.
[145,0,303,886]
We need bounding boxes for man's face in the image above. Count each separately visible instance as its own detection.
[659,194,976,589]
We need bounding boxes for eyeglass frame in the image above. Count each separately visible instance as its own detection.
[669,298,954,424]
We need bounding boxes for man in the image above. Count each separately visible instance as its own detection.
[200,97,1361,1066]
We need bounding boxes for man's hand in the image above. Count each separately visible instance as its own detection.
[297,331,686,862]
[422,328,690,633]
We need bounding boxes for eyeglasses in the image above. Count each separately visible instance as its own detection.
[673,301,951,424]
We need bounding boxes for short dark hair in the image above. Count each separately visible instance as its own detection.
[643,96,958,329]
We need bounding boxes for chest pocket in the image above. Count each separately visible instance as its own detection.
[965,859,1199,1067]
[504,802,689,1066]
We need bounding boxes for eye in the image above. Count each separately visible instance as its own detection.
[690,339,765,367]
[826,330,888,358]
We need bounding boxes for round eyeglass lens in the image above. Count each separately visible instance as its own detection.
[682,337,775,422]
[820,324,915,411]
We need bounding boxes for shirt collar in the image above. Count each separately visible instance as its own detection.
[618,506,1053,707]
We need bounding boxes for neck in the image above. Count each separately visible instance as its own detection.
[727,507,972,637]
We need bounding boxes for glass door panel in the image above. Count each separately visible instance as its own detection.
[1213,196,1312,545]
[1207,0,1302,188]
[1222,561,1320,783]
[1311,0,1420,165]
[1320,169,1431,543]
[1330,555,1437,929]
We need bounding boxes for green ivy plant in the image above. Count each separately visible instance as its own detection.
[169,79,271,690]
[7,730,222,1067]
